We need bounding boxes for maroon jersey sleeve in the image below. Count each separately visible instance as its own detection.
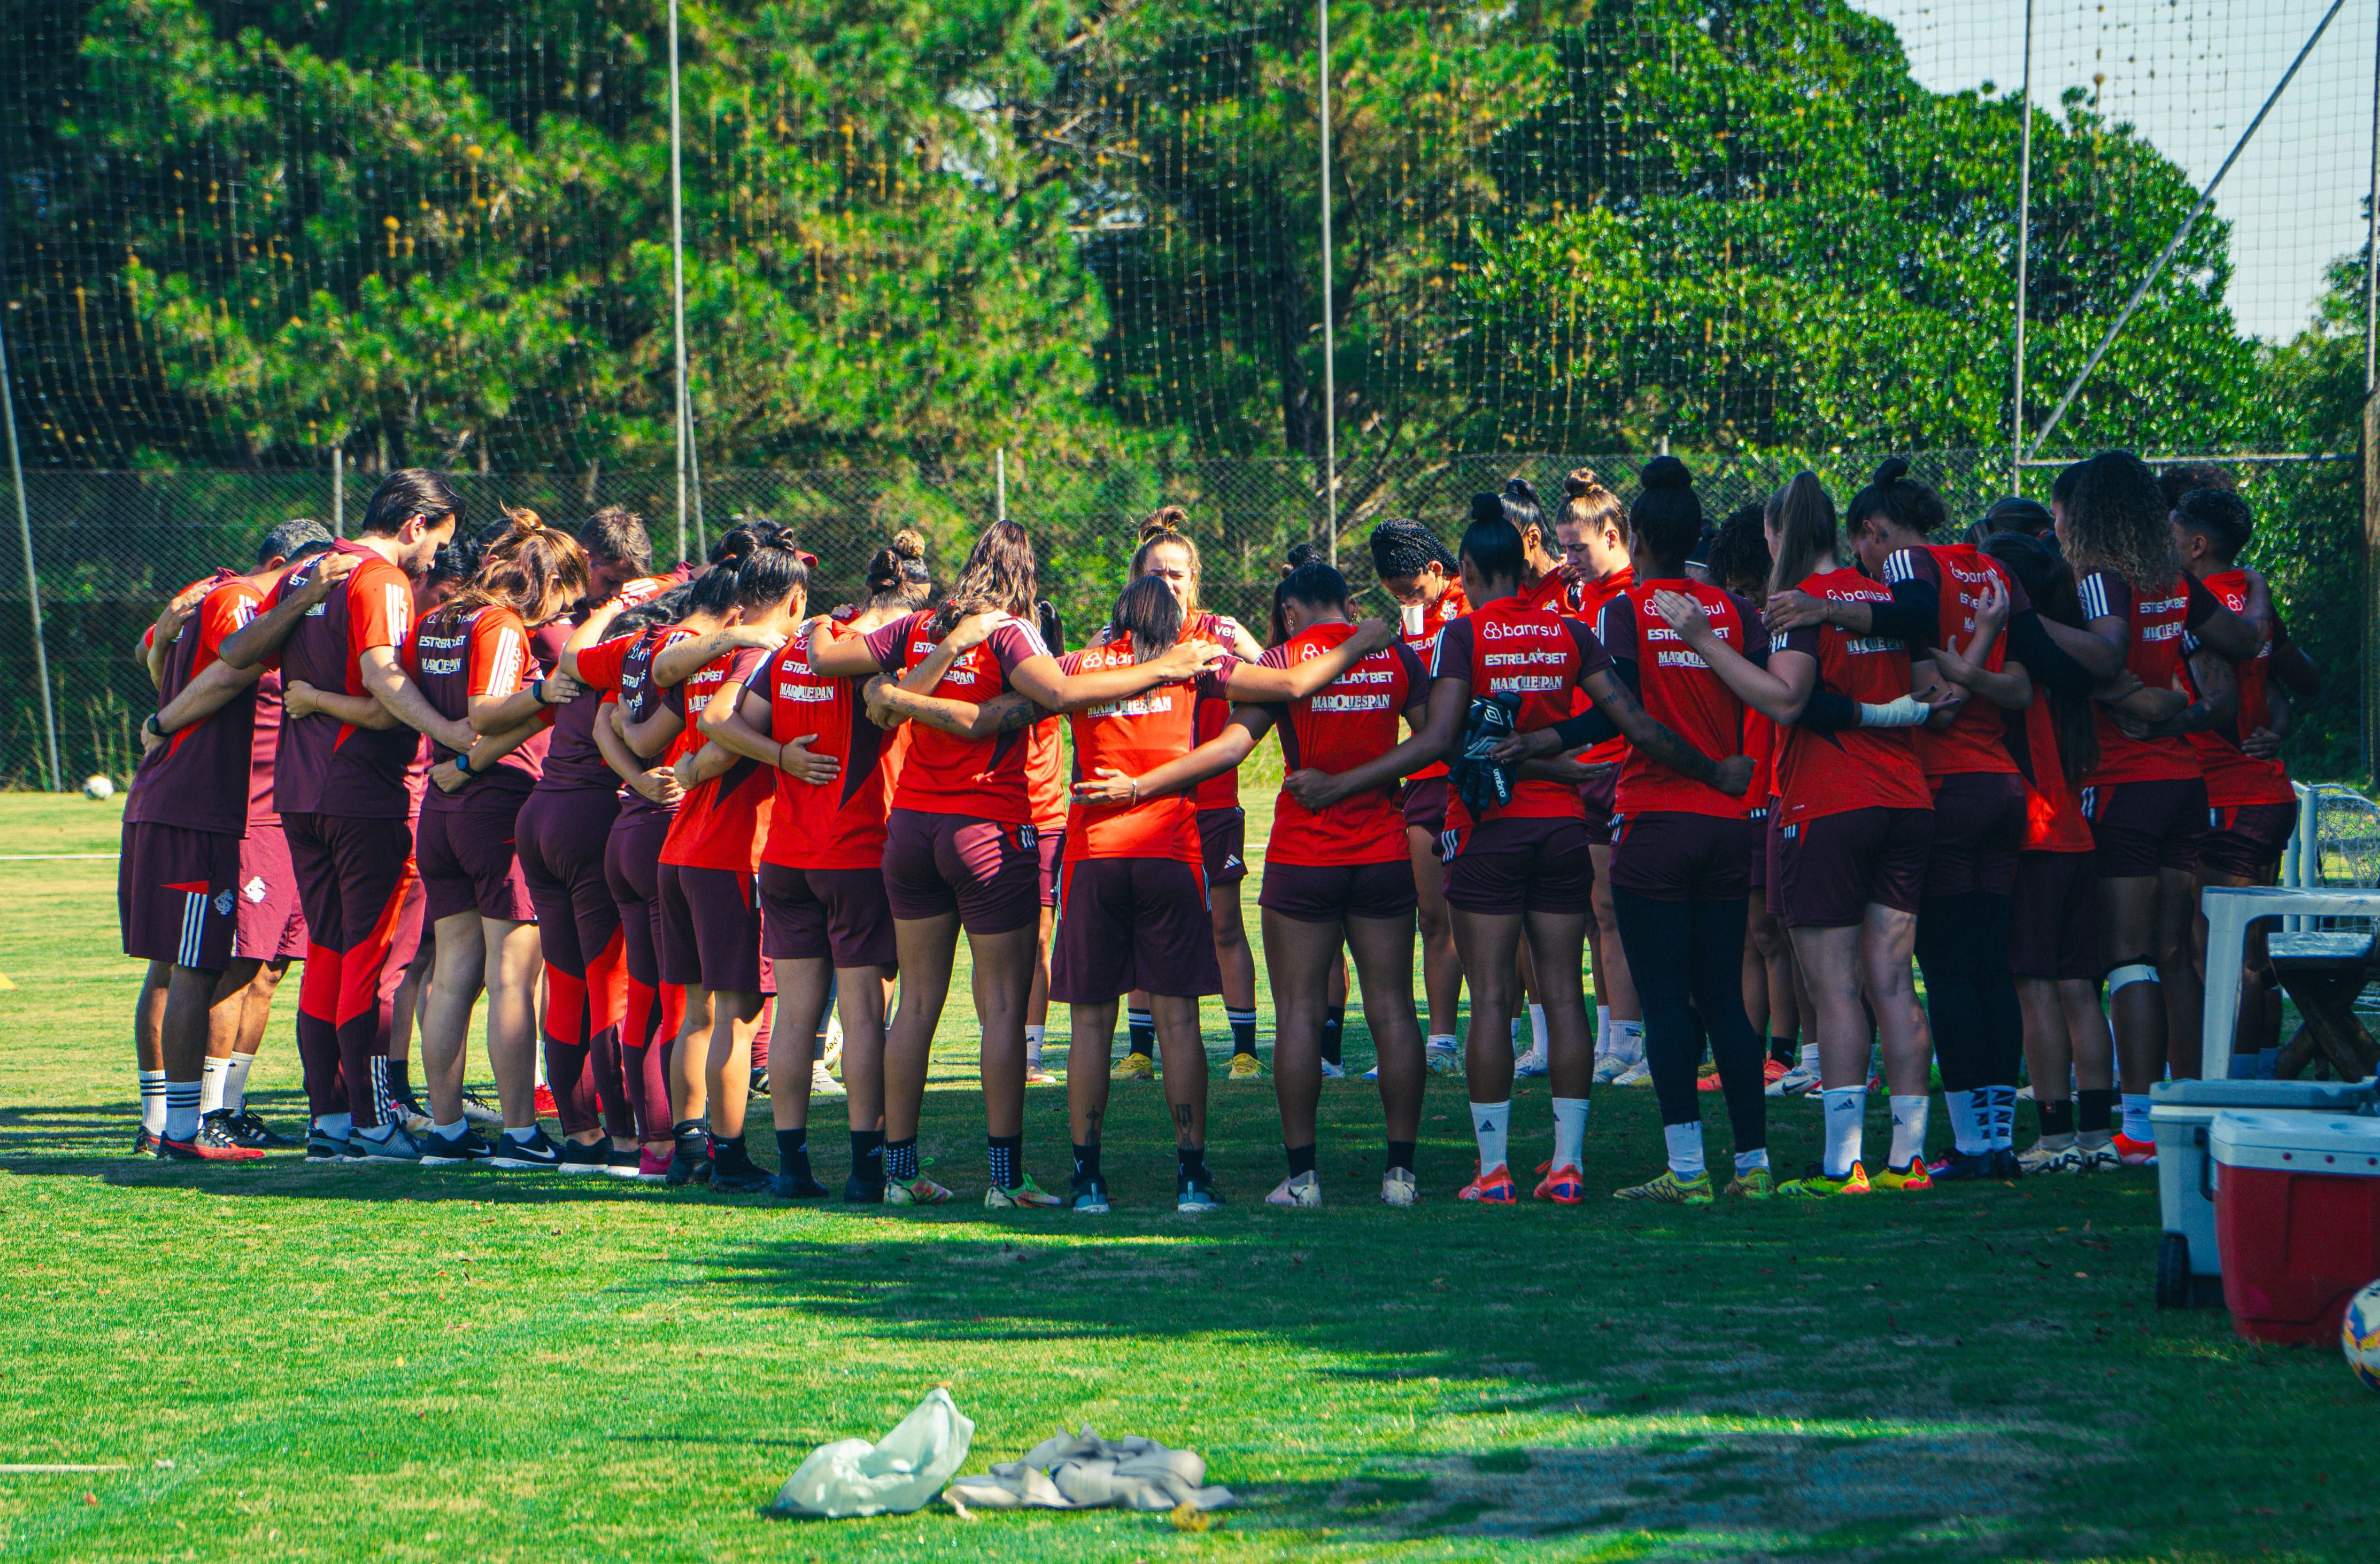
[987,620,1047,677]
[1431,619,1474,680]
[1778,624,1822,659]
[2184,572,2222,631]
[1563,618,1614,680]
[1392,641,1430,715]
[2078,569,2133,625]
[1193,659,1238,701]
[861,613,920,675]
[1595,597,1639,668]
[2001,566,2033,617]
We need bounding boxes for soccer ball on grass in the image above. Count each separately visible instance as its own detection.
[81,774,115,800]
[2342,1279,2380,1392]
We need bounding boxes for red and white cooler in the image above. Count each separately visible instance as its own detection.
[2210,1110,2380,1344]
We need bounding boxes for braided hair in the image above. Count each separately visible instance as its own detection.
[1367,517,1457,582]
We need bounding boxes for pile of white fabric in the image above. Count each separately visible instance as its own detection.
[945,1426,1235,1514]
[772,1387,974,1519]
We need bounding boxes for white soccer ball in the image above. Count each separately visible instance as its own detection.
[81,774,115,800]
[2342,1278,2380,1392]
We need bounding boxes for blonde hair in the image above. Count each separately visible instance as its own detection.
[1130,505,1202,612]
[1558,468,1624,539]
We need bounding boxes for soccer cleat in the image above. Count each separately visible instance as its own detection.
[1762,1057,1790,1088]
[488,1128,564,1171]
[1989,1148,2025,1180]
[193,1111,266,1158]
[131,1126,162,1158]
[1768,1064,1823,1097]
[1023,1061,1058,1086]
[768,1169,830,1199]
[304,1127,355,1164]
[986,1175,1063,1210]
[603,1146,643,1179]
[1696,1067,1725,1093]
[1513,1046,1550,1080]
[884,1173,953,1206]
[420,1127,492,1166]
[663,1143,712,1186]
[1612,1059,1653,1087]
[748,1066,771,1098]
[1777,1161,1872,1199]
[1872,1158,1933,1192]
[388,1095,435,1136]
[1068,1174,1112,1215]
[556,1137,609,1175]
[348,1123,424,1165]
[223,1111,292,1149]
[1265,1170,1323,1208]
[1612,1169,1713,1205]
[812,1060,847,1096]
[458,1091,502,1130]
[1426,1041,1464,1077]
[532,1083,558,1119]
[636,1145,673,1182]
[1227,1052,1264,1081]
[2015,1082,2037,1103]
[2072,1139,2123,1173]
[1725,1166,1776,1200]
[710,1163,774,1194]
[1114,1051,1155,1082]
[1361,1065,1380,1080]
[1457,1164,1519,1204]
[1380,1167,1420,1207]
[1534,1162,1589,1204]
[1591,1052,1628,1084]
[2113,1133,2158,1167]
[1927,1147,2000,1182]
[1176,1173,1225,1214]
[1318,1059,1346,1080]
[844,1172,888,1204]
[2017,1139,2078,1176]
[160,1122,266,1162]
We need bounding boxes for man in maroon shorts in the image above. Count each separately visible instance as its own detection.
[219,470,470,1163]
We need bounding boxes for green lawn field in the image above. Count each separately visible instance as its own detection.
[1,789,2373,1562]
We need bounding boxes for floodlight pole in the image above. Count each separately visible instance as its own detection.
[1318,0,1337,563]
[996,448,1007,523]
[2363,2,2380,773]
[668,0,692,565]
[0,303,61,792]
[2026,0,2347,460]
[331,446,344,537]
[2010,0,2035,492]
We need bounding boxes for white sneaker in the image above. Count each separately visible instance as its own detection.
[1426,1041,1463,1077]
[1613,1059,1653,1087]
[1768,1064,1822,1097]
[2016,1083,2036,1103]
[1265,1170,1323,1208]
[1513,1046,1550,1080]
[1591,1052,1628,1084]
[810,1061,845,1098]
[1318,1059,1346,1080]
[1381,1167,1420,1207]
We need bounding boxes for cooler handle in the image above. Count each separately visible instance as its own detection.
[2197,1126,2213,1202]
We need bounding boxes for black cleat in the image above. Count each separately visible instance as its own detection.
[843,1173,887,1204]
[222,1110,292,1148]
[748,1066,771,1097]
[664,1145,713,1187]
[555,1137,609,1175]
[131,1126,162,1158]
[769,1169,830,1199]
[1989,1147,2024,1180]
[1926,1147,1999,1182]
[711,1164,773,1193]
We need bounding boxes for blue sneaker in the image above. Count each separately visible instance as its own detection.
[1926,1147,1999,1182]
[487,1127,564,1170]
[1069,1174,1112,1215]
[419,1127,491,1166]
[1176,1173,1225,1214]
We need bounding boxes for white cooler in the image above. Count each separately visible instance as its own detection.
[2151,1076,2377,1308]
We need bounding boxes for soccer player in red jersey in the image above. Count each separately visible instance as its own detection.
[1111,511,1269,1081]
[1021,592,1070,1088]
[2045,453,2262,1159]
[1287,508,1749,1205]
[646,527,812,1190]
[1368,519,1470,1075]
[703,534,934,1199]
[216,470,469,1163]
[1655,474,1947,1197]
[805,522,1231,1208]
[125,522,340,1159]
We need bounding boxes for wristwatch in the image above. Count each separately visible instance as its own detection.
[143,713,166,740]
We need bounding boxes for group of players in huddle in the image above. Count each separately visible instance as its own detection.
[115,448,2306,1212]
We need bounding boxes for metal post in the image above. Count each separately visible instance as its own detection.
[995,448,1007,523]
[2363,3,2380,776]
[2029,0,2347,460]
[1317,0,1337,563]
[2011,0,2035,492]
[0,309,61,791]
[331,446,344,538]
[667,0,692,565]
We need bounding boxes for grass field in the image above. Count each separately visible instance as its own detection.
[2,789,2375,1562]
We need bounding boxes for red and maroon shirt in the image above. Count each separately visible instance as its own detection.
[2185,567,2294,809]
[1599,579,1753,821]
[1769,567,1932,824]
[1431,596,1612,829]
[1571,567,1636,767]
[403,604,549,808]
[861,610,1049,825]
[755,618,900,872]
[2010,693,2094,854]
[1059,633,1236,864]
[1880,543,2024,780]
[612,626,693,823]
[129,570,261,838]
[2078,569,2215,788]
[262,539,420,819]
[1186,609,1248,814]
[657,645,775,871]
[1259,623,1428,867]
[1399,582,1470,784]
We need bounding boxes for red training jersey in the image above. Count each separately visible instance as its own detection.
[1260,623,1430,866]
[756,618,901,872]
[1187,609,1249,812]
[1599,579,1753,820]
[2010,692,2095,854]
[1769,567,1932,824]
[861,610,1049,825]
[2078,569,2209,788]
[658,645,775,871]
[128,571,261,838]
[403,604,550,807]
[2185,567,2294,809]
[1431,596,1612,829]
[1572,567,1636,767]
[263,539,420,819]
[1881,543,2024,780]
[1059,633,1236,863]
[612,626,694,823]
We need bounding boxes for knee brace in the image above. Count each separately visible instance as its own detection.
[2105,960,2160,995]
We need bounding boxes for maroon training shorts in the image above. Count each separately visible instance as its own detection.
[881,808,1038,935]
[417,791,537,924]
[657,861,765,993]
[1578,767,1618,846]
[234,821,308,962]
[1050,856,1222,1002]
[119,820,241,970]
[1775,806,1932,928]
[1199,807,1249,887]
[1608,811,1757,903]
[1923,771,2026,900]
[2009,849,2102,981]
[517,785,623,979]
[1259,858,1418,924]
[759,862,899,970]
[604,810,672,988]
[2199,800,2296,882]
[1442,815,1596,916]
[1399,776,1450,845]
[2083,776,2208,880]
[1036,828,1066,909]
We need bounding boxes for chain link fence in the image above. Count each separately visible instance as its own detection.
[1,448,2356,788]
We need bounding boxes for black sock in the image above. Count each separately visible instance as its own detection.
[386,1056,413,1101]
[712,1133,750,1173]
[672,1118,708,1157]
[2036,1099,2075,1138]
[1072,1141,1101,1183]
[849,1129,885,1184]
[2078,1088,2119,1135]
[1321,1005,1345,1067]
[1769,1035,1796,1067]
[775,1127,812,1177]
[1284,1142,1318,1178]
[988,1133,1023,1189]
[886,1135,919,1182]
[1126,1007,1155,1056]
[1178,1144,1209,1184]
[1228,1008,1257,1056]
[1385,1139,1416,1173]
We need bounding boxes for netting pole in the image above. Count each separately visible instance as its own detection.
[331,447,344,538]
[0,304,60,792]
[996,448,1007,523]
[2010,0,2035,493]
[1317,0,1337,563]
[2363,0,2380,777]
[667,0,692,566]
[2028,0,2347,460]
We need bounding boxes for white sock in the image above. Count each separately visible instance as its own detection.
[1510,1016,1524,1048]
[1985,1084,2018,1151]
[1471,1099,1511,1175]
[1735,1147,1770,1174]
[164,1081,201,1142]
[1888,1094,1931,1169]
[1595,1005,1613,1055]
[505,1124,539,1145]
[434,1119,466,1140]
[138,1069,168,1134]
[224,1053,255,1114]
[1944,1088,1985,1156]
[1610,1020,1645,1066]
[1551,1096,1589,1170]
[1527,1005,1551,1057]
[2121,1092,2152,1142]
[1427,1033,1458,1053]
[1024,1024,1045,1067]
[1662,1119,1705,1179]
[1799,1041,1819,1072]
[315,1111,352,1137]
[199,1056,228,1116]
[1820,1087,1865,1177]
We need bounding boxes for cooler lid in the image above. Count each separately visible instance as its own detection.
[2210,1111,2380,1175]
[2153,1077,2377,1111]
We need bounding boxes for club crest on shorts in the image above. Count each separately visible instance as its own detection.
[243,876,269,903]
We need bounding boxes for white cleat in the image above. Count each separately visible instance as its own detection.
[1768,1064,1823,1097]
[1318,1059,1346,1080]
[1380,1168,1420,1207]
[1513,1046,1550,1080]
[810,1061,845,1098]
[1591,1052,1628,1084]
[1426,1042,1463,1077]
[1265,1170,1323,1208]
[1612,1059,1653,1087]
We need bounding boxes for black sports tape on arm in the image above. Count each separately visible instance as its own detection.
[2006,610,2094,701]
[1797,688,1860,734]
[1548,706,1622,752]
[1867,578,1938,646]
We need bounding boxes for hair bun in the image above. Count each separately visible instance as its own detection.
[1138,505,1189,543]
[499,504,544,534]
[1502,476,1540,505]
[1638,456,1691,493]
[891,528,926,562]
[1873,456,1911,488]
[1469,492,1507,530]
[1562,468,1604,499]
